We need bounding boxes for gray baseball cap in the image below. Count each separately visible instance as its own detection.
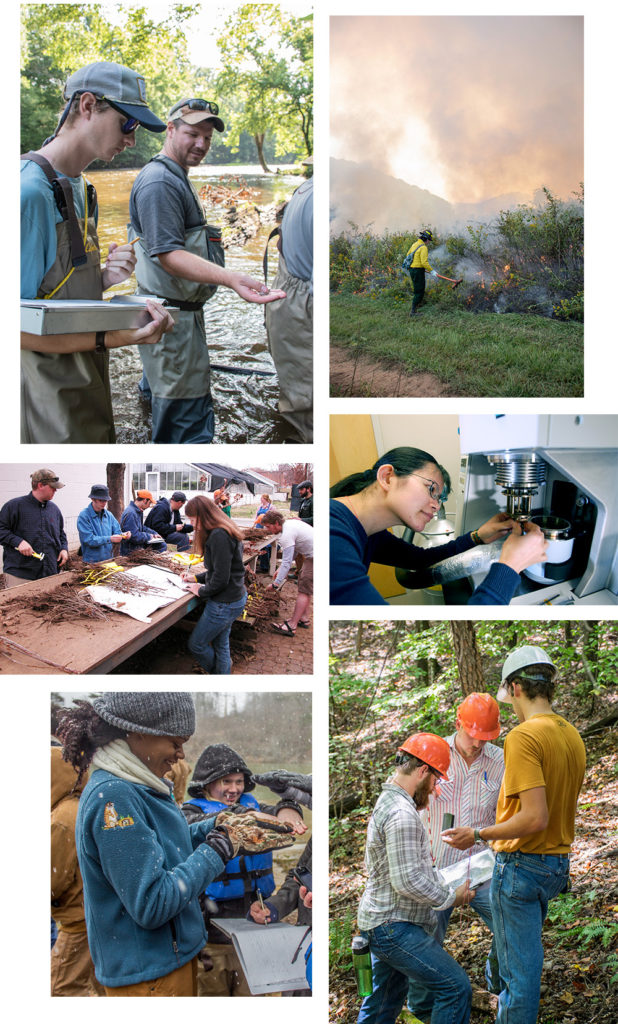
[64,62,166,132]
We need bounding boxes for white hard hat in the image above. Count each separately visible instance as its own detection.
[497,645,557,703]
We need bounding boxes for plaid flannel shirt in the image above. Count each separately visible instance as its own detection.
[357,782,455,935]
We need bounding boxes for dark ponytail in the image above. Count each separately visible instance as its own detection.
[330,447,451,498]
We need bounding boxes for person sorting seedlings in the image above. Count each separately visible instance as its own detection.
[181,743,306,996]
[356,733,475,1024]
[120,490,166,554]
[0,468,68,587]
[180,496,247,674]
[407,693,504,1021]
[442,647,586,1024]
[20,61,175,443]
[260,510,314,635]
[330,446,548,605]
[144,490,193,552]
[77,484,129,563]
[56,692,298,996]
[403,229,438,316]
[129,97,287,443]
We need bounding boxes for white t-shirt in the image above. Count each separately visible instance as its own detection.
[274,519,314,584]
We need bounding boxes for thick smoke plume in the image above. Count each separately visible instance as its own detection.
[331,16,583,209]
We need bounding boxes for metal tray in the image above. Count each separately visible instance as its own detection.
[21,295,180,335]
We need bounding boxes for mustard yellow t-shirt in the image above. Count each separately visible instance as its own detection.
[493,713,586,855]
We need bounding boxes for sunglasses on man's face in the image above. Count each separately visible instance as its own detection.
[101,97,140,133]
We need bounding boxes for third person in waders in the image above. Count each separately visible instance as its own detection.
[404,230,438,316]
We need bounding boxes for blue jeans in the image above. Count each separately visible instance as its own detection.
[357,920,471,1024]
[491,852,570,1024]
[164,531,191,552]
[407,881,500,1019]
[151,394,215,444]
[188,593,247,674]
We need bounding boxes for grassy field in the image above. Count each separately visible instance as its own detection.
[330,293,584,397]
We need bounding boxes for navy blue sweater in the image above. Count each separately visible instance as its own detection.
[330,499,519,606]
[0,492,67,579]
[76,769,225,988]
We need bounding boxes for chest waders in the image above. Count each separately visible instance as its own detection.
[263,232,313,443]
[20,153,115,444]
[129,156,224,403]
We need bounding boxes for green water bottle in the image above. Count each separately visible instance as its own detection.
[351,935,373,997]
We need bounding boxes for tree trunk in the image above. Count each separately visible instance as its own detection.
[106,463,126,525]
[450,621,484,695]
[253,133,272,173]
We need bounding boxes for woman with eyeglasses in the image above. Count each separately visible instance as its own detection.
[20,61,175,443]
[330,446,547,605]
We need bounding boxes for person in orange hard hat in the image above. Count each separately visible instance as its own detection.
[407,696,504,1021]
[356,733,475,1024]
[119,490,166,555]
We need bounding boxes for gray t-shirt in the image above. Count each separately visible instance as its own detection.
[281,177,313,283]
[129,156,204,257]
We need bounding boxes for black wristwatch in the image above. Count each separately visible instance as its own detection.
[95,331,106,353]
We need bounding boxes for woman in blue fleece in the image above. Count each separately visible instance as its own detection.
[330,447,547,606]
[55,692,285,996]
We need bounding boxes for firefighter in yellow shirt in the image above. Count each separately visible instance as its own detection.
[442,645,586,1024]
[403,230,438,316]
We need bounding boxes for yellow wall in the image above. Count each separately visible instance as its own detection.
[330,415,407,599]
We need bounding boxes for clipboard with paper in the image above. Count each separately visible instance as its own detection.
[212,918,311,994]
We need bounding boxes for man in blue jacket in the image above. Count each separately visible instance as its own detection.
[145,490,193,552]
[120,490,166,555]
[77,484,128,563]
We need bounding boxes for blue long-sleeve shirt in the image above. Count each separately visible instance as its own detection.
[77,503,122,563]
[330,499,519,606]
[0,492,67,579]
[76,769,225,988]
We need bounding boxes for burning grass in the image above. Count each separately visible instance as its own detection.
[331,187,583,322]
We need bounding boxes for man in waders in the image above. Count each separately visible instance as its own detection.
[129,98,286,444]
[356,733,474,1024]
[404,230,438,316]
[264,168,313,443]
[443,647,586,1024]
[20,62,174,443]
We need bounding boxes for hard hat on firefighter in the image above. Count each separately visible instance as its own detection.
[456,692,501,740]
[397,732,450,779]
[419,230,433,242]
[497,645,557,703]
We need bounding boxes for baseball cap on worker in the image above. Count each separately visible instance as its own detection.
[169,97,225,133]
[171,491,187,502]
[31,468,65,489]
[63,62,166,132]
[136,489,154,503]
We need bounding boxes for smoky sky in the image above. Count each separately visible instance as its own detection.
[331,16,583,203]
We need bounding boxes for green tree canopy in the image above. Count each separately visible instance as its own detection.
[215,5,313,171]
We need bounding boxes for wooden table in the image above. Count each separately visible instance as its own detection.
[0,537,278,675]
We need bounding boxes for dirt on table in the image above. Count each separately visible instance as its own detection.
[109,578,313,675]
[330,344,448,397]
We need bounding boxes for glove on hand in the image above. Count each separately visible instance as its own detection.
[252,770,313,807]
[215,806,296,857]
[203,826,235,863]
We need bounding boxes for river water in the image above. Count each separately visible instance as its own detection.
[91,165,300,444]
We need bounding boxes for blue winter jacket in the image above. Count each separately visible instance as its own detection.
[185,792,275,901]
[77,503,122,563]
[76,769,225,988]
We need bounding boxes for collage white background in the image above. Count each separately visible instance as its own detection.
[3,0,618,1018]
